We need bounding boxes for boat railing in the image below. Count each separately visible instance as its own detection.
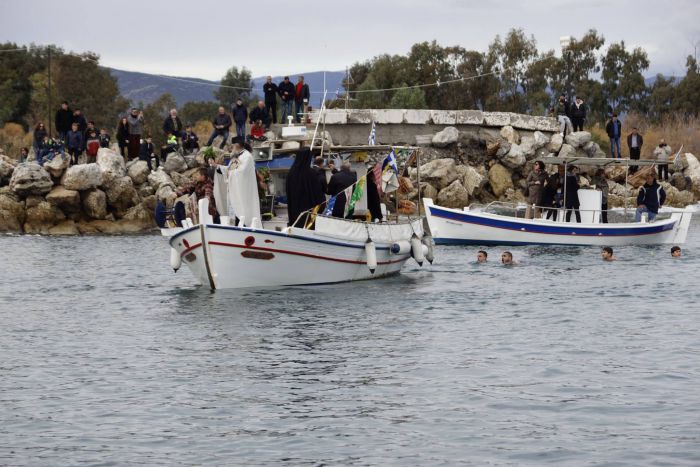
[480,201,673,222]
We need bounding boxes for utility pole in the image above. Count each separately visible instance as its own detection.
[345,67,350,110]
[47,45,52,136]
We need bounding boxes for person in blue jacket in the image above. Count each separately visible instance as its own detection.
[635,172,666,222]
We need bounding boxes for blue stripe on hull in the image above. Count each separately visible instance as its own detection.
[429,206,675,237]
[435,238,597,246]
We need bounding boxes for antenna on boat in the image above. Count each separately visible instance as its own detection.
[309,90,328,152]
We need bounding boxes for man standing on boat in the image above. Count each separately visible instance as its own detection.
[635,173,666,222]
[327,161,357,218]
[525,161,547,219]
[564,166,581,223]
[226,136,260,226]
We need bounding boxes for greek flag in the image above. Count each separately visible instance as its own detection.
[381,149,398,174]
[368,121,376,145]
[324,195,337,216]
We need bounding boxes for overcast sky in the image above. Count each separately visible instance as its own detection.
[2,0,699,81]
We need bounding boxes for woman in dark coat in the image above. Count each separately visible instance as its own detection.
[366,169,383,222]
[116,117,129,159]
[286,149,325,227]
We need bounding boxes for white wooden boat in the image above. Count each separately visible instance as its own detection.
[166,200,428,290]
[423,156,693,247]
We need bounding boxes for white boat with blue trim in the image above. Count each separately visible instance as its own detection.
[423,156,693,247]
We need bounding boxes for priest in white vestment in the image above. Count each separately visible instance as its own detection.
[227,137,261,227]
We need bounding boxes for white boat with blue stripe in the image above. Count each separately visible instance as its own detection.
[423,156,693,247]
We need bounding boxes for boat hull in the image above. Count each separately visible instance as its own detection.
[423,199,691,246]
[169,223,417,289]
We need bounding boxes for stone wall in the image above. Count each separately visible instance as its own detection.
[308,109,560,145]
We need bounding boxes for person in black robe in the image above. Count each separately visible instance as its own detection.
[327,162,357,218]
[366,169,383,221]
[564,165,581,223]
[286,149,325,227]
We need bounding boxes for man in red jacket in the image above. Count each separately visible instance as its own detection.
[294,76,310,123]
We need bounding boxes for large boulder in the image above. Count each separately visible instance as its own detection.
[48,220,80,235]
[518,136,536,158]
[147,168,175,192]
[122,202,155,228]
[683,153,700,197]
[661,183,695,207]
[419,158,459,190]
[532,131,548,150]
[24,200,65,234]
[103,176,140,214]
[436,179,469,208]
[488,163,514,198]
[461,165,485,196]
[558,143,577,159]
[156,184,177,203]
[43,153,71,178]
[546,133,563,153]
[137,183,155,198]
[670,172,688,191]
[45,186,81,213]
[627,166,655,189]
[127,160,151,185]
[499,125,520,144]
[0,157,15,181]
[431,126,459,148]
[62,163,103,191]
[500,144,526,169]
[9,163,53,197]
[82,189,108,219]
[605,165,628,183]
[162,152,188,174]
[422,183,438,200]
[96,148,126,180]
[582,141,606,158]
[0,193,25,232]
[565,131,592,148]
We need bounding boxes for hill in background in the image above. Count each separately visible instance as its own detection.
[108,68,345,109]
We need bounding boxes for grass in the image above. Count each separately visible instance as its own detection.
[590,113,700,159]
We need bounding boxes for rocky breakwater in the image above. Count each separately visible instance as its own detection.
[403,126,700,210]
[0,148,203,235]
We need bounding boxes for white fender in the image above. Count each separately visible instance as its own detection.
[422,234,434,264]
[390,240,411,255]
[410,234,424,266]
[170,247,181,272]
[365,239,377,274]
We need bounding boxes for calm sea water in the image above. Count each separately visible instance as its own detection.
[1,216,700,466]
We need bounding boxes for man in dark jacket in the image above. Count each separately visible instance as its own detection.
[570,96,586,132]
[249,100,271,128]
[55,101,72,141]
[626,127,644,174]
[294,75,310,123]
[635,172,666,222]
[162,108,183,140]
[312,156,328,194]
[231,99,248,138]
[564,165,581,223]
[606,114,622,158]
[263,76,278,124]
[278,76,295,123]
[206,106,232,149]
[327,161,357,218]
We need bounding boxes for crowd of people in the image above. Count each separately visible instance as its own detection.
[26,77,312,168]
[524,161,668,224]
[551,94,673,179]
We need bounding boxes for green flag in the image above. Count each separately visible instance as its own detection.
[345,175,366,217]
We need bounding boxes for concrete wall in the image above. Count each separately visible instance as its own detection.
[307,109,559,145]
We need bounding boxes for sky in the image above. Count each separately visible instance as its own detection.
[1,0,699,81]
